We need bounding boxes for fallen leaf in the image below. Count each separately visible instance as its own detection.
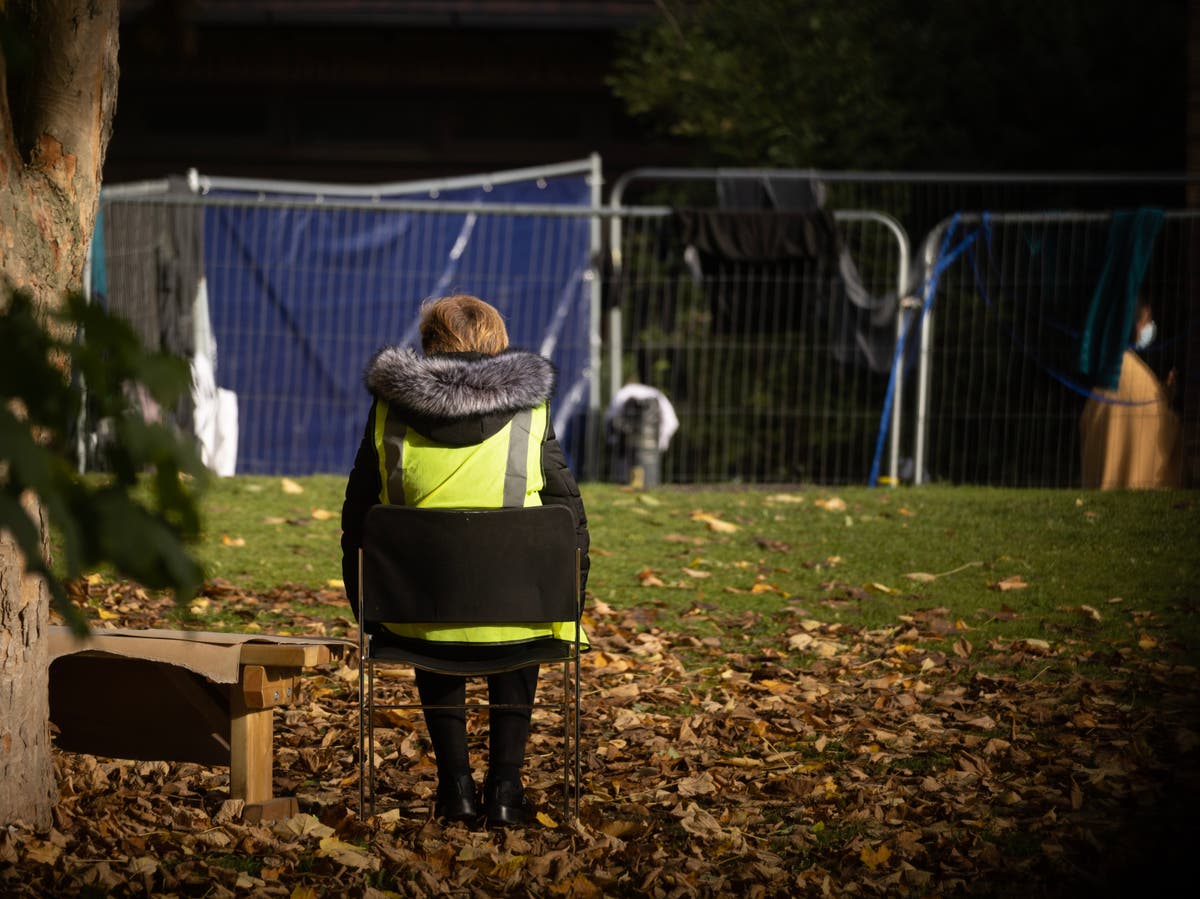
[906,562,982,582]
[128,857,157,876]
[637,568,666,587]
[318,836,379,870]
[281,478,305,494]
[24,840,61,865]
[814,497,847,512]
[991,575,1028,591]
[311,508,335,520]
[750,580,785,595]
[721,756,765,768]
[864,840,892,868]
[681,567,711,579]
[274,813,334,839]
[677,771,718,796]
[214,799,244,824]
[690,511,739,533]
[535,810,559,828]
[221,534,246,547]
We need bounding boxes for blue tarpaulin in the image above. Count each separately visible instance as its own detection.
[98,169,594,476]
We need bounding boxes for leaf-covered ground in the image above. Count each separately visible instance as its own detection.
[8,578,1199,897]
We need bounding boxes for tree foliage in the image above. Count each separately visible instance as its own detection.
[0,286,206,632]
[609,0,1188,170]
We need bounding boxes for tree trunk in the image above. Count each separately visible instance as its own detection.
[0,0,119,830]
[1186,0,1200,485]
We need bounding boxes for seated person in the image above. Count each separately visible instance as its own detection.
[340,294,589,826]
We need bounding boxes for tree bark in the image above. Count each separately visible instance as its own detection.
[0,0,119,830]
[1186,0,1200,485]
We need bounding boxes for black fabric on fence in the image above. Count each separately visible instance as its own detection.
[674,208,840,263]
[668,208,896,373]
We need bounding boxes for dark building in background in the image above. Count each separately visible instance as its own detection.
[105,0,693,187]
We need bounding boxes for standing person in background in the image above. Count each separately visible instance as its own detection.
[340,294,589,826]
[1080,301,1183,489]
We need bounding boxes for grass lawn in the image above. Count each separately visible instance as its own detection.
[178,477,1200,666]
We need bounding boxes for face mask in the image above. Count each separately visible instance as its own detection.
[1135,320,1156,350]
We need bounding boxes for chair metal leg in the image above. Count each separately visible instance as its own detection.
[573,651,581,821]
[367,657,377,818]
[358,647,367,818]
[561,658,570,820]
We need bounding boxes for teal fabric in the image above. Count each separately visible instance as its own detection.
[89,206,107,298]
[1077,208,1164,390]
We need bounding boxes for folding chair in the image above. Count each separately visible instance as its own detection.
[356,504,583,822]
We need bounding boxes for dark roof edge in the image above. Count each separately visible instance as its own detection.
[121,0,657,30]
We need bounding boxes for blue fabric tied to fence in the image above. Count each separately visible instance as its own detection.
[867,213,983,487]
[1077,208,1164,391]
[199,175,593,475]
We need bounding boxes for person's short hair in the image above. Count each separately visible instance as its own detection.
[419,294,509,355]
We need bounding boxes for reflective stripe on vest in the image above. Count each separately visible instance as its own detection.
[375,402,408,506]
[503,408,533,507]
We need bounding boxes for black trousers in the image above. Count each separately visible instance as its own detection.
[415,662,539,783]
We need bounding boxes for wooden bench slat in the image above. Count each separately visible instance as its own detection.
[237,643,331,668]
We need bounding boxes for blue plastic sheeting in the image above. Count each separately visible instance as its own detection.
[201,175,592,476]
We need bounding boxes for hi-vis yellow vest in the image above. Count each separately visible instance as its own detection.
[373,397,585,646]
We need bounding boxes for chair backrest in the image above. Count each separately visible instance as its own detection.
[359,505,579,631]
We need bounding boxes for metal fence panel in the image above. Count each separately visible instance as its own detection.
[910,211,1196,487]
[610,209,908,484]
[93,166,1199,488]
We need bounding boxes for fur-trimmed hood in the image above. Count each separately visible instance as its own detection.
[365,347,556,423]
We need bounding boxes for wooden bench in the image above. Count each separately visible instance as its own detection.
[49,626,355,822]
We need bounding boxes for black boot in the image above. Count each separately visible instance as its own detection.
[483,776,531,827]
[435,773,479,823]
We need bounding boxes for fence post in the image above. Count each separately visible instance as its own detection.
[913,218,956,486]
[833,210,910,486]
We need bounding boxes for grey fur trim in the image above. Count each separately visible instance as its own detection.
[365,347,556,420]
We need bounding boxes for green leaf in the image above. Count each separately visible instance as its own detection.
[1,285,208,627]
